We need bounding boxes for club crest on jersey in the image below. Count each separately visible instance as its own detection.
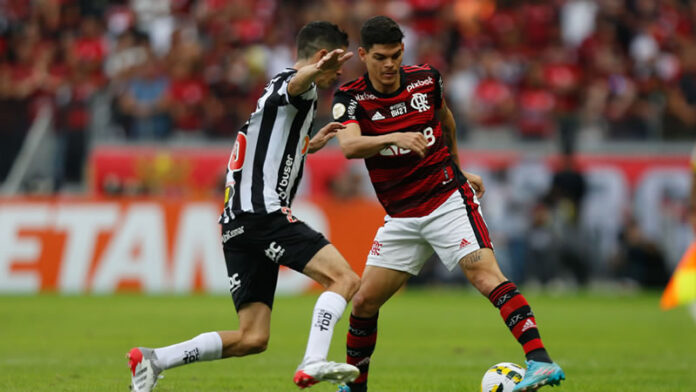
[406,76,434,92]
[390,102,407,117]
[411,93,430,112]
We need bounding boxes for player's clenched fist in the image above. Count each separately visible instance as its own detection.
[391,132,428,157]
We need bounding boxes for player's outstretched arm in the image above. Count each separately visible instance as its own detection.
[308,122,345,154]
[337,123,428,159]
[288,49,353,96]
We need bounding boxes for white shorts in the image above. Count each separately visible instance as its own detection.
[366,186,493,275]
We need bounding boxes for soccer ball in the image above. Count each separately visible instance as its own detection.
[480,362,525,392]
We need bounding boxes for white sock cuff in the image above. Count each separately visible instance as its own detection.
[193,332,223,361]
[315,291,347,319]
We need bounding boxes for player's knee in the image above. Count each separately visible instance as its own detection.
[329,269,361,300]
[239,333,269,354]
[342,270,361,299]
[467,269,506,295]
[351,291,380,317]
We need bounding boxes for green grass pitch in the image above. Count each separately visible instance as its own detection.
[1,289,693,391]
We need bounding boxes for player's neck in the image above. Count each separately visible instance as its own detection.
[293,59,310,70]
[369,74,400,95]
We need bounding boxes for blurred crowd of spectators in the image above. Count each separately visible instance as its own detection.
[2,0,696,184]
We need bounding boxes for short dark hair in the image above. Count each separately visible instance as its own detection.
[296,21,348,60]
[360,16,404,50]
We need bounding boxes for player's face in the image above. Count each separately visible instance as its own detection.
[360,43,404,92]
[315,46,348,89]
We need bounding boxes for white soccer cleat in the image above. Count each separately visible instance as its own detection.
[293,360,360,389]
[127,347,163,392]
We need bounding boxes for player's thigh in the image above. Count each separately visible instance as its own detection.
[352,265,411,317]
[302,243,357,288]
[260,213,331,274]
[222,241,279,312]
[366,217,433,275]
[424,189,493,271]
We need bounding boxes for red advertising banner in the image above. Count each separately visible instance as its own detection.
[0,197,384,294]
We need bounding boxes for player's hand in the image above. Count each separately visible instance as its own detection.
[316,49,354,73]
[464,171,485,199]
[308,122,344,153]
[393,132,428,157]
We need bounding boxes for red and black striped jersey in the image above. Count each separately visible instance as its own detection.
[332,64,460,218]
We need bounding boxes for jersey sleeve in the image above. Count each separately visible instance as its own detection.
[431,66,444,110]
[331,90,359,125]
[279,71,317,107]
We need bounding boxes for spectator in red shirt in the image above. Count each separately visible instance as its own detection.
[165,60,210,135]
[516,62,556,139]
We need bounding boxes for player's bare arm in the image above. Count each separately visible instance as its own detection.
[337,122,428,158]
[463,171,485,199]
[287,49,353,96]
[437,99,459,166]
[436,100,485,198]
[308,122,345,154]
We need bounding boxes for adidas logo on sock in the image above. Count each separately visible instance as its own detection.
[371,111,386,121]
[521,318,536,332]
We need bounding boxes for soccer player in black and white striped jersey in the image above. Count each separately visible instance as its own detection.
[127,22,361,392]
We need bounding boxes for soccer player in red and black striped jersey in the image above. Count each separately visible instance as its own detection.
[333,16,565,392]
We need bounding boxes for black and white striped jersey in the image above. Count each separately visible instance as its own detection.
[220,68,318,223]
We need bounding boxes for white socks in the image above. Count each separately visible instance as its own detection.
[301,291,347,365]
[153,332,223,370]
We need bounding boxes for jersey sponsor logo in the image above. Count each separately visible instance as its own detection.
[228,132,247,173]
[229,273,242,293]
[378,127,436,156]
[225,131,248,203]
[222,226,245,243]
[265,241,286,262]
[406,76,434,92]
[332,103,346,119]
[355,92,377,101]
[371,111,386,121]
[347,100,357,118]
[277,154,294,201]
[411,93,430,112]
[390,102,407,117]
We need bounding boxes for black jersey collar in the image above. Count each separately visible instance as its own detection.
[364,67,406,98]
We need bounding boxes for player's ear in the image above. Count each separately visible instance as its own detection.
[358,47,367,61]
[313,48,329,63]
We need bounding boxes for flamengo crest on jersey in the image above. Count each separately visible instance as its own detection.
[220,69,317,223]
[332,64,459,218]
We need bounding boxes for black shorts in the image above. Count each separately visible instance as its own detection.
[221,210,330,311]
